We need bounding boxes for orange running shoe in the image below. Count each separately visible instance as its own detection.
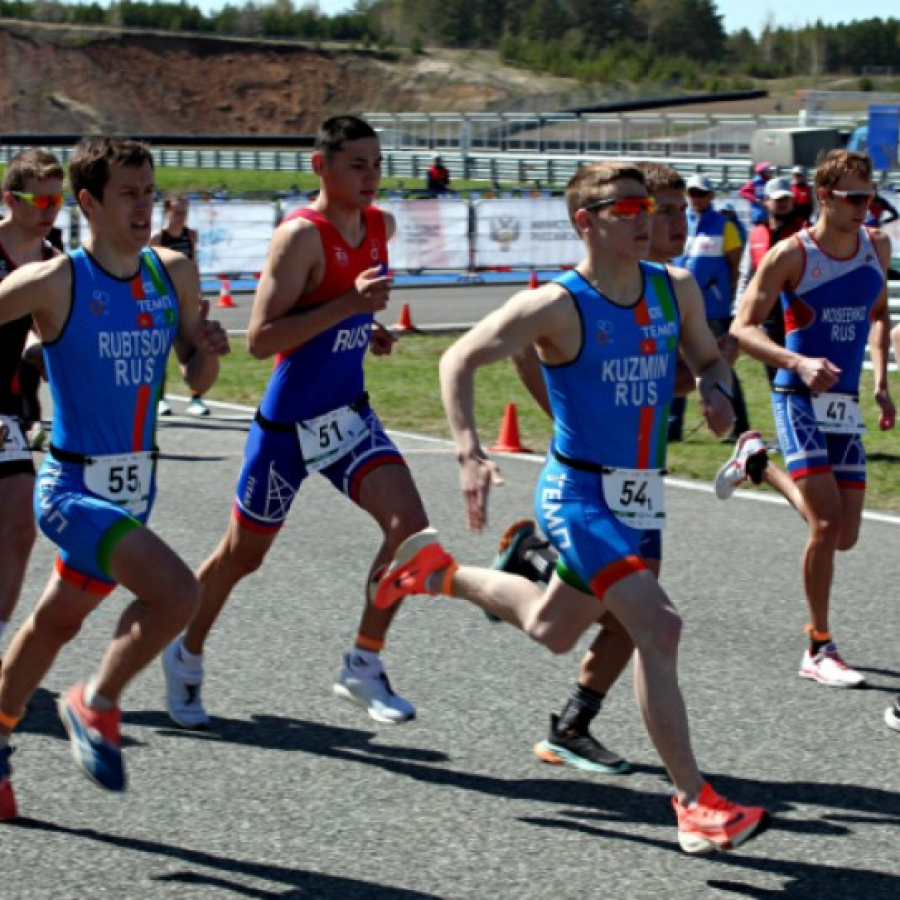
[374,528,456,610]
[673,782,770,854]
[0,746,17,821]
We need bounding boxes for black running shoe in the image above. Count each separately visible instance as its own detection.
[534,714,632,775]
[490,519,556,583]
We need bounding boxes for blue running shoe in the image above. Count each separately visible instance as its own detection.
[58,683,126,792]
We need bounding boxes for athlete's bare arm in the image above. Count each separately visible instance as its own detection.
[160,248,229,396]
[868,230,896,429]
[440,283,576,531]
[732,239,840,393]
[671,267,733,436]
[0,255,72,342]
[247,215,392,359]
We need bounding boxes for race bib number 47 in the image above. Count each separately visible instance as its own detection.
[812,393,865,435]
[601,468,666,530]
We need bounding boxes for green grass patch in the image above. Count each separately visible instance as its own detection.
[172,335,900,512]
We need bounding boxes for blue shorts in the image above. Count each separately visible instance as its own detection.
[771,391,866,488]
[35,456,152,595]
[534,454,659,600]
[234,404,405,532]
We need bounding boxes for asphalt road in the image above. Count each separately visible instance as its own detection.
[4,397,900,898]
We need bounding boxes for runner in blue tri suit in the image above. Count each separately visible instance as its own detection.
[717,149,896,691]
[0,137,229,820]
[373,162,771,855]
[0,149,64,662]
[161,115,430,731]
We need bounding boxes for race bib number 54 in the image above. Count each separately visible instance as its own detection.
[601,468,666,530]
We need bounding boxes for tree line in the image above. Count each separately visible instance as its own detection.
[4,0,899,87]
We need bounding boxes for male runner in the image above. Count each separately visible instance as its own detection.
[0,137,228,819]
[715,149,895,688]
[375,162,770,855]
[162,115,429,729]
[492,163,694,774]
[0,149,64,658]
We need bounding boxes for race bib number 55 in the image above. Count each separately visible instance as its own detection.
[601,468,666,530]
[84,451,155,516]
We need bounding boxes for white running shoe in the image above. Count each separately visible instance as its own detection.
[885,701,900,733]
[333,653,416,724]
[158,398,173,417]
[186,398,210,417]
[714,430,768,500]
[799,642,866,688]
[162,639,210,729]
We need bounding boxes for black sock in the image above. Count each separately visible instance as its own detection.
[810,638,831,655]
[557,684,605,733]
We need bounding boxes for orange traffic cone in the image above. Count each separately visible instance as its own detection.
[393,302,418,332]
[488,402,530,453]
[216,278,236,309]
[528,269,539,289]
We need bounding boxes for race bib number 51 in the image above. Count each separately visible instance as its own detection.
[297,405,370,473]
[601,468,666,530]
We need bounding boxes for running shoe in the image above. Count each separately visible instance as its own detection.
[185,397,210,417]
[158,398,173,417]
[884,698,900,733]
[799,642,866,688]
[491,519,556,584]
[534,714,631,775]
[162,639,209,730]
[57,683,126,792]
[714,430,768,500]
[673,782,771,854]
[333,653,416,724]
[373,528,456,610]
[0,746,17,821]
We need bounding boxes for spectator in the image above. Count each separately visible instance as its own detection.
[865,193,899,228]
[739,161,776,225]
[670,174,749,442]
[719,201,747,247]
[426,154,451,196]
[790,165,814,224]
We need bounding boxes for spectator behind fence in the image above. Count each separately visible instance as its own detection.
[866,193,899,228]
[426,155,451,196]
[739,161,776,225]
[790,166,814,224]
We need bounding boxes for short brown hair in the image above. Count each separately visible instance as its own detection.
[635,162,685,196]
[566,161,646,226]
[2,148,64,193]
[69,137,154,212]
[814,149,872,191]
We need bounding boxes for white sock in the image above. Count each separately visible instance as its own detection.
[84,678,115,711]
[177,639,204,672]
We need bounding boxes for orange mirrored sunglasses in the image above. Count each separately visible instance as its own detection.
[11,191,64,210]
[583,196,656,218]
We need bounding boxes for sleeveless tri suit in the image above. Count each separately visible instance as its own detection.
[233,206,405,532]
[535,264,680,599]
[38,247,178,594]
[771,227,884,487]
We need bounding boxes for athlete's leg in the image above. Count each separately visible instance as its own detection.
[183,516,278,655]
[0,473,36,631]
[93,527,200,702]
[0,574,101,724]
[354,462,429,645]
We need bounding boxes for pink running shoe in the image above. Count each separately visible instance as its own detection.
[714,430,768,500]
[673,782,771,854]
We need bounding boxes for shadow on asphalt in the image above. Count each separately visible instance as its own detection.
[8,817,443,899]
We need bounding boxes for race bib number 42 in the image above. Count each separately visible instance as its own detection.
[84,451,155,516]
[297,405,370,473]
[812,393,865,435]
[601,468,666,530]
